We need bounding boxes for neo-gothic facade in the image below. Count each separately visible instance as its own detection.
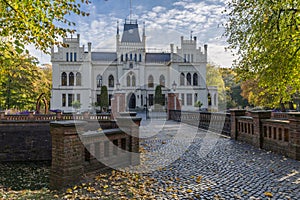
[50,19,218,113]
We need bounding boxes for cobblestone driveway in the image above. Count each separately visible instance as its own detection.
[138,120,300,200]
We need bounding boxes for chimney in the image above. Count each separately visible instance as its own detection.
[194,36,197,41]
[170,44,174,53]
[88,42,91,53]
[77,34,80,42]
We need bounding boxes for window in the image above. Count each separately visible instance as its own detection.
[187,94,192,105]
[187,54,190,62]
[109,94,113,106]
[62,94,66,107]
[186,73,191,86]
[66,53,69,62]
[139,54,142,62]
[113,139,118,155]
[76,72,81,86]
[74,52,77,62]
[127,75,131,87]
[193,73,198,86]
[129,62,133,68]
[148,75,154,88]
[121,54,123,62]
[148,94,154,106]
[181,94,185,105]
[96,74,102,88]
[159,75,165,87]
[97,94,101,105]
[125,54,128,61]
[108,75,114,87]
[130,54,132,60]
[194,93,198,103]
[69,72,74,86]
[77,94,80,102]
[184,54,186,62]
[180,73,185,86]
[132,75,136,87]
[68,94,74,107]
[134,54,137,62]
[70,52,73,62]
[61,72,67,86]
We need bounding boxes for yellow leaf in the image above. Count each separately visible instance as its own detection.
[103,185,109,189]
[264,192,273,197]
[66,188,72,194]
[186,189,193,193]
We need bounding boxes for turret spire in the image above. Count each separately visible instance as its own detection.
[129,0,132,21]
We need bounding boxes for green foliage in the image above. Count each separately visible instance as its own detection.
[219,68,249,108]
[0,0,90,54]
[206,63,226,108]
[154,85,164,105]
[224,0,300,107]
[99,85,108,109]
[194,100,203,108]
[0,44,52,110]
[71,100,81,109]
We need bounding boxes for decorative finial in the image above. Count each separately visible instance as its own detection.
[143,21,145,36]
[190,30,193,40]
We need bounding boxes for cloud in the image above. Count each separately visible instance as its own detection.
[30,0,235,67]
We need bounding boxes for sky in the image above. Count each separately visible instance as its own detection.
[31,0,235,68]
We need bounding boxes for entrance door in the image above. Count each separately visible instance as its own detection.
[128,93,136,109]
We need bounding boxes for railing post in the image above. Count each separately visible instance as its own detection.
[111,91,126,120]
[287,113,300,160]
[28,111,35,120]
[0,111,5,120]
[49,120,87,190]
[56,112,62,121]
[249,111,271,148]
[230,110,246,140]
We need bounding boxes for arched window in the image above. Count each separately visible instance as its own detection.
[180,73,185,86]
[130,54,132,60]
[159,75,165,87]
[125,54,128,61]
[76,72,81,86]
[193,73,198,86]
[96,74,102,88]
[121,54,124,62]
[134,54,137,62]
[132,75,136,87]
[186,73,191,86]
[69,72,74,86]
[148,75,154,88]
[127,75,131,87]
[139,54,142,62]
[61,72,67,86]
[108,75,114,88]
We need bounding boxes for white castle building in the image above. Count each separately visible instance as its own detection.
[50,19,218,113]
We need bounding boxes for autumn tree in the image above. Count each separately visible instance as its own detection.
[224,0,300,108]
[0,0,90,55]
[206,63,226,109]
[0,45,52,110]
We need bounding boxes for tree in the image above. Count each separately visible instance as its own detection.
[0,0,90,55]
[99,86,108,112]
[154,85,164,106]
[224,0,300,107]
[0,44,52,110]
[206,63,226,109]
[71,100,81,109]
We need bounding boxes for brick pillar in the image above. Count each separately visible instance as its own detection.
[230,110,246,140]
[116,114,142,165]
[250,111,271,148]
[111,91,126,120]
[167,92,180,120]
[49,120,87,190]
[288,113,300,160]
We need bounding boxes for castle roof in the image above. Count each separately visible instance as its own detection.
[145,53,171,63]
[91,52,117,61]
[121,19,141,43]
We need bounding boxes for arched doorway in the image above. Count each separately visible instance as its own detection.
[128,93,136,109]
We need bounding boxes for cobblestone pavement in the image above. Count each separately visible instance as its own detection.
[138,119,300,200]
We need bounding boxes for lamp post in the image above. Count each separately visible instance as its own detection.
[172,81,177,92]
